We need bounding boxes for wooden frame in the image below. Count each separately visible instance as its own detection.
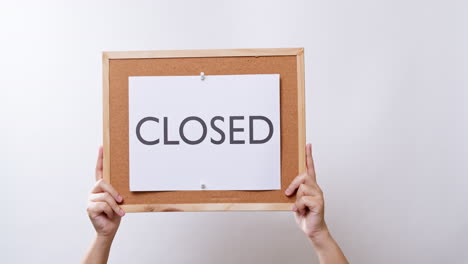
[103,48,306,212]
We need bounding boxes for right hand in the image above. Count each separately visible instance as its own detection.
[86,146,125,238]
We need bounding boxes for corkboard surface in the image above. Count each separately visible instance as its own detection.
[108,55,299,205]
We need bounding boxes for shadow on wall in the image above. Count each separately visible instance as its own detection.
[110,211,319,264]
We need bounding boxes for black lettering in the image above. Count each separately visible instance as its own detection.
[210,116,225,144]
[230,116,245,144]
[179,116,207,145]
[163,117,180,145]
[249,116,274,144]
[136,117,160,145]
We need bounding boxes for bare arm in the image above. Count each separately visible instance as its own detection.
[286,144,348,264]
[82,236,115,264]
[308,228,348,264]
[82,147,125,264]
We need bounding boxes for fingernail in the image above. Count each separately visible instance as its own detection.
[285,189,290,195]
[120,209,125,216]
[117,195,123,202]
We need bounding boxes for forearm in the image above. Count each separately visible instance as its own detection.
[309,227,348,264]
[82,235,115,264]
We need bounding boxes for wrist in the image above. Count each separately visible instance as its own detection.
[95,233,115,246]
[307,225,333,249]
[82,233,114,264]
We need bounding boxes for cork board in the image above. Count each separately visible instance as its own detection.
[102,48,306,212]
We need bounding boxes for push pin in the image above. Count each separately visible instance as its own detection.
[201,184,206,190]
[200,72,205,81]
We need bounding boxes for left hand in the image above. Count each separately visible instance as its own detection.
[285,144,328,239]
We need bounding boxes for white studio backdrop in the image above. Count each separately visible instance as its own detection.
[1,0,466,263]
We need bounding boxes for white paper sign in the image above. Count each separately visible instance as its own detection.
[129,74,281,191]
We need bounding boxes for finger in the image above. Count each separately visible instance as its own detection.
[95,146,104,181]
[292,204,298,212]
[295,196,323,215]
[92,179,123,203]
[285,173,313,196]
[285,173,305,196]
[90,193,125,217]
[88,202,114,219]
[296,183,321,201]
[306,144,316,182]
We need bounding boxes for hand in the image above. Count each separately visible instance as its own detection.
[86,146,125,239]
[285,144,328,240]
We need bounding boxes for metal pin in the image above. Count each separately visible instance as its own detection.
[200,72,205,81]
[201,184,206,189]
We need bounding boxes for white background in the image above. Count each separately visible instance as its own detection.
[1,0,466,263]
[129,75,280,191]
